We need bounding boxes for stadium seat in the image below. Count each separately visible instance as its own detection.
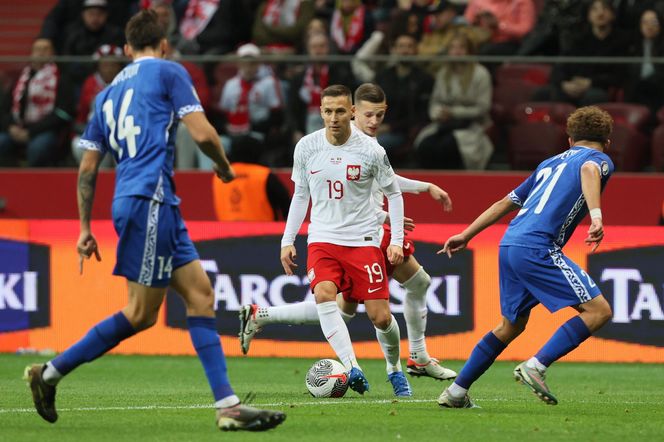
[651,125,664,172]
[508,121,568,170]
[492,80,541,124]
[656,106,664,124]
[495,64,552,87]
[596,102,651,132]
[605,123,649,172]
[512,102,576,125]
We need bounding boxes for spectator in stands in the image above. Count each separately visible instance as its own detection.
[625,9,664,117]
[419,1,488,57]
[216,43,286,167]
[63,0,125,84]
[71,44,124,168]
[288,32,356,143]
[463,0,535,56]
[518,0,590,55]
[212,136,291,221]
[150,0,185,52]
[413,33,493,170]
[177,0,248,55]
[252,0,315,54]
[0,39,74,167]
[374,33,434,161]
[532,0,630,106]
[39,0,137,54]
[330,0,375,54]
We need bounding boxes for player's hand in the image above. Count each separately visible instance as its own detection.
[404,216,415,231]
[77,231,101,274]
[213,163,235,183]
[386,245,404,266]
[280,245,298,275]
[438,234,467,258]
[585,218,604,253]
[428,184,452,212]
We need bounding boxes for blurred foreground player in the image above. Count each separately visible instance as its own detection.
[23,10,285,432]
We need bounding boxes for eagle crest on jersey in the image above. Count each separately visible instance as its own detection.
[346,165,361,181]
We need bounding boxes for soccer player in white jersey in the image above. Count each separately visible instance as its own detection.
[438,106,614,408]
[239,84,457,385]
[280,84,407,395]
[23,10,285,432]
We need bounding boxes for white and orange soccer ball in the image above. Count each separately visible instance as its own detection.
[305,359,349,398]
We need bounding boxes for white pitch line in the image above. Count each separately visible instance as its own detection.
[0,396,655,415]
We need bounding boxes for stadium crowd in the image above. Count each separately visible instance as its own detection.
[1,0,664,172]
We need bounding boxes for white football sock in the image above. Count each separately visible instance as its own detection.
[402,267,431,363]
[526,356,547,372]
[42,362,63,386]
[447,382,468,398]
[339,309,355,323]
[316,301,358,371]
[375,315,402,374]
[256,302,319,326]
[215,394,240,409]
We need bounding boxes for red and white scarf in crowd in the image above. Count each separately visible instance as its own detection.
[299,65,329,112]
[226,78,254,135]
[330,4,366,53]
[180,0,220,40]
[262,0,300,27]
[11,62,59,125]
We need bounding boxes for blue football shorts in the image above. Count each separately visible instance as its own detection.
[111,196,199,287]
[499,245,602,323]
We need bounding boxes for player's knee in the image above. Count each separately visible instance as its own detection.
[127,309,159,331]
[594,298,613,327]
[370,311,392,330]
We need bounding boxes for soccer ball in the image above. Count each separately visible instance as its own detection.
[305,359,349,398]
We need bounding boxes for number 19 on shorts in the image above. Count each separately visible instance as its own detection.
[363,263,384,283]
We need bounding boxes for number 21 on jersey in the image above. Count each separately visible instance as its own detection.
[517,163,567,216]
[102,88,142,159]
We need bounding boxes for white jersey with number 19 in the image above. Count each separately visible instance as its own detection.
[292,125,396,247]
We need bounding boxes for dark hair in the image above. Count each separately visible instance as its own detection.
[354,83,386,104]
[321,84,352,100]
[566,106,613,144]
[125,9,165,51]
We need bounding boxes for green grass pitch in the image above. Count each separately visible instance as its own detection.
[1,354,662,441]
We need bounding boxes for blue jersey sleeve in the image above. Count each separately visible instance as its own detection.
[508,172,537,206]
[78,99,108,154]
[165,62,204,119]
[585,150,614,179]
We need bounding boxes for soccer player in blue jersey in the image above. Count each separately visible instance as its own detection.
[23,10,285,432]
[437,106,615,408]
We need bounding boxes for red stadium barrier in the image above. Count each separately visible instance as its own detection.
[0,170,663,225]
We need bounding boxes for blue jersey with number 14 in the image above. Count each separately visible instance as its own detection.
[79,57,203,205]
[500,146,614,250]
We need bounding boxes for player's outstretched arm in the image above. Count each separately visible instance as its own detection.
[181,112,235,182]
[77,149,103,274]
[439,196,518,258]
[394,175,452,212]
[581,161,604,252]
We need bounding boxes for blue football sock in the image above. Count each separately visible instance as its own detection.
[187,316,235,402]
[535,316,591,367]
[455,332,507,389]
[51,312,136,376]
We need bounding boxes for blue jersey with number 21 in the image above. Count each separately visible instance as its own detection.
[79,57,203,206]
[501,146,614,250]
